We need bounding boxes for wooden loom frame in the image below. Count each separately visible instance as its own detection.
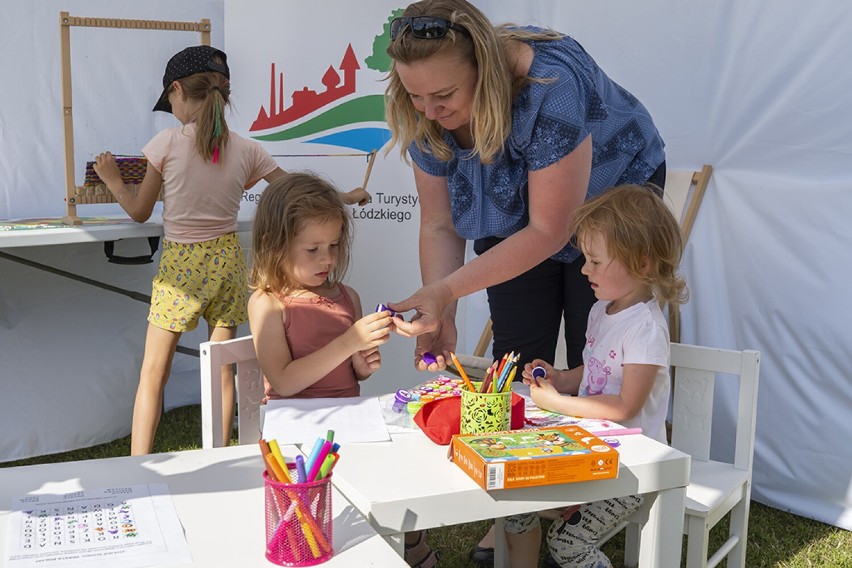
[59,12,212,225]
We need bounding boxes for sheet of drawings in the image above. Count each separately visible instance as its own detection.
[4,484,191,568]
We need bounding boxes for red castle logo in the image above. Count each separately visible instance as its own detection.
[250,44,360,132]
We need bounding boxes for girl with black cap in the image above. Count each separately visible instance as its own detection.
[93,46,368,455]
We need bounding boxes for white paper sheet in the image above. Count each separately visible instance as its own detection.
[262,396,391,444]
[4,484,191,568]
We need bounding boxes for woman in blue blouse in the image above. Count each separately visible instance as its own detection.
[388,0,665,374]
[385,2,665,564]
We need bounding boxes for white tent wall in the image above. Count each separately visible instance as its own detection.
[1,0,850,531]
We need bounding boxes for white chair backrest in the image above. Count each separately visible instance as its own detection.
[200,335,264,449]
[670,343,760,471]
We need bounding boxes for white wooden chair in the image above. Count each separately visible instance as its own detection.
[199,335,264,449]
[611,343,761,568]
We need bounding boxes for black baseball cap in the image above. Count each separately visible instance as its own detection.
[152,45,230,113]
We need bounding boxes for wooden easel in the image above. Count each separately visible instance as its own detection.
[59,12,211,224]
[667,164,713,343]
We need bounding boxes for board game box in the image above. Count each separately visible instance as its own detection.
[451,425,619,490]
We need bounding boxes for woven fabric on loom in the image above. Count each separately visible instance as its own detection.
[83,157,148,188]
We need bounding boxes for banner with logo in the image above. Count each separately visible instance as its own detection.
[225,1,477,393]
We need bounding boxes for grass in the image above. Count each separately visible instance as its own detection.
[3,405,850,567]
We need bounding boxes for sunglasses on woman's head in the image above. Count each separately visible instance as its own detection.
[390,16,468,40]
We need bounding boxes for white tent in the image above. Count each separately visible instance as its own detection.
[1,0,850,531]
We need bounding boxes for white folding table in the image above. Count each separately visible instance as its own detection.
[324,429,690,567]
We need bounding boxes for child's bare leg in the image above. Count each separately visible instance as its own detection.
[477,524,495,548]
[506,525,541,568]
[209,325,237,444]
[130,324,181,455]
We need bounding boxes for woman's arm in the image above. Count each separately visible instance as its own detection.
[93,152,163,223]
[392,163,465,368]
[393,135,592,337]
[530,362,659,422]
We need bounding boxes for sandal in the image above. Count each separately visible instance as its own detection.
[404,530,440,568]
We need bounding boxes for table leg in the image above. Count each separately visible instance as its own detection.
[384,532,405,557]
[638,486,686,566]
[494,517,509,568]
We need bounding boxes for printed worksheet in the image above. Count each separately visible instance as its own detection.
[4,484,191,568]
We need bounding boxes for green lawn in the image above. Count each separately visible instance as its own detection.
[3,405,849,567]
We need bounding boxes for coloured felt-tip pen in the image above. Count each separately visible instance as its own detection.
[295,455,308,483]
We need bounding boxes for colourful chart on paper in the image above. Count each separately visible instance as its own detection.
[515,387,642,436]
[4,484,190,568]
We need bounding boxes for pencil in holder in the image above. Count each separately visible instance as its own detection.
[460,382,512,435]
[263,470,334,566]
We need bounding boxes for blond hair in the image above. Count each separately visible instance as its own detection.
[569,185,689,306]
[250,172,352,296]
[170,54,230,162]
[385,0,560,164]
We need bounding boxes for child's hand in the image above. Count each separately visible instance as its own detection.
[522,359,555,386]
[344,187,371,206]
[344,311,392,353]
[352,346,381,379]
[528,374,564,413]
[93,152,122,186]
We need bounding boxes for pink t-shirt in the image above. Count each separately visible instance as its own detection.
[143,124,278,243]
[264,285,361,400]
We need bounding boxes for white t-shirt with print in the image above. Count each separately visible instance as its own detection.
[578,299,671,443]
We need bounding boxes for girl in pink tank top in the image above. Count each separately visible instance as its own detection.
[247,173,393,399]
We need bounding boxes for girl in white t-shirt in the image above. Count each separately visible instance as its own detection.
[93,46,369,455]
[504,184,688,568]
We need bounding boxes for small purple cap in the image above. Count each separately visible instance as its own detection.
[392,389,412,413]
[532,366,547,380]
[375,303,396,316]
[421,351,437,365]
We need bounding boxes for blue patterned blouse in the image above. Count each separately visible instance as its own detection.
[408,28,665,263]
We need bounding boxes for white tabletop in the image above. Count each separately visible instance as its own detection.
[328,430,689,533]
[0,445,406,567]
[324,427,690,566]
[0,217,253,249]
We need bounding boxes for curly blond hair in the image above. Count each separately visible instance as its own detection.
[569,185,689,306]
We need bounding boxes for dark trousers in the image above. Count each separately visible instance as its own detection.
[474,161,666,369]
[471,249,595,370]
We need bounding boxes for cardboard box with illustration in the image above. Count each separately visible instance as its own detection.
[451,425,619,490]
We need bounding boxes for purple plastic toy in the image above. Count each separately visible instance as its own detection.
[421,351,437,366]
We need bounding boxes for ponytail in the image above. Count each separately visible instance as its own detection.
[177,69,231,163]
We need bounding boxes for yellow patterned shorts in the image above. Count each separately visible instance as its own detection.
[148,232,248,332]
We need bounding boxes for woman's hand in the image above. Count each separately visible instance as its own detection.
[411,312,458,371]
[388,281,453,338]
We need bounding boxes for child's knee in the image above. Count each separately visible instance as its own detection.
[503,512,540,534]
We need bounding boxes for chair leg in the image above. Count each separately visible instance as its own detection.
[726,486,752,568]
[685,514,710,568]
